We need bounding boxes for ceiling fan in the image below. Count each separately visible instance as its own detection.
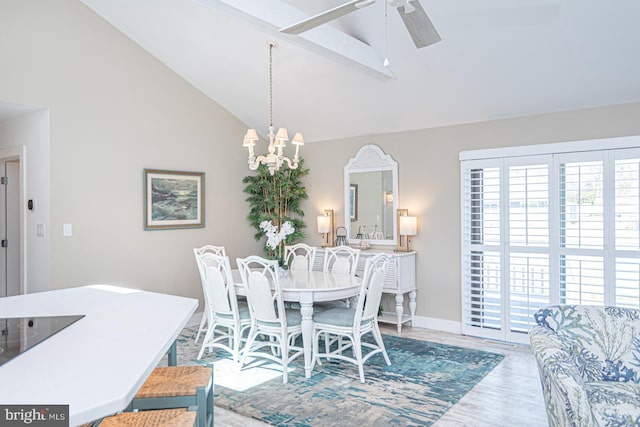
[280,0,441,49]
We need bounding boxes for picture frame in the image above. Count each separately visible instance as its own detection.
[349,183,358,221]
[144,169,205,230]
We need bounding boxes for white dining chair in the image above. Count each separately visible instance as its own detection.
[312,254,391,383]
[284,243,317,271]
[236,256,303,384]
[323,246,360,276]
[196,253,251,363]
[193,245,226,344]
[319,246,361,310]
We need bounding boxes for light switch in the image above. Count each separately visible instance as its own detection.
[37,224,45,237]
[63,223,72,237]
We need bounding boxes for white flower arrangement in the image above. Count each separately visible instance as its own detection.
[259,220,295,251]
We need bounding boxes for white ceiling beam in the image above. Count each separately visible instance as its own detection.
[194,0,396,80]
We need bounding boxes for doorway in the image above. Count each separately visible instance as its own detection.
[0,159,20,297]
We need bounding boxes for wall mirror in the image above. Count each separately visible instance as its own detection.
[344,145,398,246]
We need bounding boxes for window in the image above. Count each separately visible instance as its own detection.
[461,139,640,343]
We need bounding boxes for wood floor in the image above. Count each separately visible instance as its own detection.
[212,324,549,427]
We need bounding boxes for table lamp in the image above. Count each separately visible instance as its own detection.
[396,209,417,252]
[317,209,334,247]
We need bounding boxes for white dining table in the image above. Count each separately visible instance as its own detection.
[0,285,198,426]
[232,269,362,379]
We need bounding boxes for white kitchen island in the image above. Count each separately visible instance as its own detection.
[0,285,198,426]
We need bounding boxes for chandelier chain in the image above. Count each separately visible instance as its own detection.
[269,43,273,128]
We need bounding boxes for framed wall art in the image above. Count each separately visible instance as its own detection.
[144,169,205,230]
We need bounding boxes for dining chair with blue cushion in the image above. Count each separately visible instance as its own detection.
[236,255,304,384]
[312,254,391,383]
[318,245,361,311]
[196,253,251,363]
[284,243,317,309]
[193,245,226,344]
[285,243,317,271]
[323,246,360,276]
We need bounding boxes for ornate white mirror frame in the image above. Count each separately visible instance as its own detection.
[343,144,399,246]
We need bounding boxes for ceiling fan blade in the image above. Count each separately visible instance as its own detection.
[280,0,376,35]
[397,0,441,49]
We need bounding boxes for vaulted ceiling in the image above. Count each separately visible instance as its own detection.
[79,0,640,142]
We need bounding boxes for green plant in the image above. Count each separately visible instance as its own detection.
[243,160,309,264]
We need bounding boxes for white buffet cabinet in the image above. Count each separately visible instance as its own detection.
[313,248,416,333]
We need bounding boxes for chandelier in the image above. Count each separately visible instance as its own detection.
[242,42,304,176]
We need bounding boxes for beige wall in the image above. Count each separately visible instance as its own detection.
[0,0,261,303]
[302,102,640,323]
[3,0,640,327]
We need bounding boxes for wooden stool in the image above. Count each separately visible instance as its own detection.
[129,366,213,427]
[99,408,196,426]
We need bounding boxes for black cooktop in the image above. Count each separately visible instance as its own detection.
[0,315,85,367]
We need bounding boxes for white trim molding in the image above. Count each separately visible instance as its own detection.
[412,314,462,334]
[0,145,27,295]
[460,135,640,161]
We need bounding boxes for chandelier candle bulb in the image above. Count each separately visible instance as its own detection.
[243,135,256,159]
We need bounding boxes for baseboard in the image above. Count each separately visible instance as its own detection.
[412,315,462,334]
[376,310,462,335]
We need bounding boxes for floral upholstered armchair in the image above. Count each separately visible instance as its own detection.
[529,305,640,427]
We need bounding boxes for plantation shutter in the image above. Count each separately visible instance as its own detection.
[506,160,551,335]
[558,153,606,305]
[614,150,640,308]
[461,141,640,344]
[461,160,504,340]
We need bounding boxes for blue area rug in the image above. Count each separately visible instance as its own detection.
[172,326,504,426]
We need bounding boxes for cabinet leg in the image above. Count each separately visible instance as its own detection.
[409,290,416,327]
[395,293,404,334]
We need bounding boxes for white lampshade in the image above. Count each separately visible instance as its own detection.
[317,215,331,233]
[291,132,305,145]
[275,128,289,140]
[399,215,417,236]
[274,128,289,148]
[245,129,259,141]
